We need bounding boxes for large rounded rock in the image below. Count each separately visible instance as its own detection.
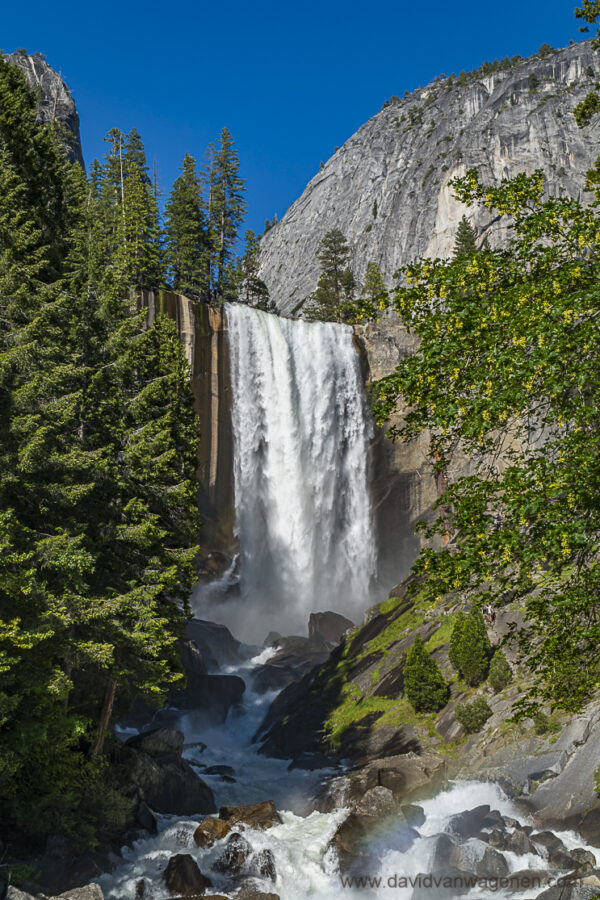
[219,801,282,830]
[505,829,536,856]
[447,805,492,839]
[213,832,253,875]
[193,817,231,848]
[164,854,211,895]
[251,848,277,881]
[128,751,216,815]
[126,727,184,757]
[475,846,509,878]
[354,786,397,818]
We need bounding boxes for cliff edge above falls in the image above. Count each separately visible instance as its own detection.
[260,41,600,314]
[6,52,84,167]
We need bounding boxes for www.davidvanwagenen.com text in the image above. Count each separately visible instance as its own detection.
[339,872,595,892]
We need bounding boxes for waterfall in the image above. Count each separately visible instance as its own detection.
[223,302,376,638]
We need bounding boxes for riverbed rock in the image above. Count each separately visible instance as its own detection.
[447,805,493,839]
[164,854,211,895]
[127,749,216,815]
[136,800,158,833]
[213,832,253,874]
[185,619,242,669]
[354,786,398,818]
[505,828,537,856]
[250,848,277,881]
[57,888,104,900]
[193,817,231,848]
[308,611,354,646]
[400,804,426,828]
[127,727,185,757]
[535,881,600,899]
[218,801,282,830]
[172,640,246,720]
[475,846,510,879]
[234,886,280,900]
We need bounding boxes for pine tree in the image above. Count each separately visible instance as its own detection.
[206,128,246,302]
[305,229,355,321]
[164,153,207,299]
[453,215,478,257]
[449,608,492,685]
[240,229,271,310]
[357,261,389,319]
[404,636,449,713]
[488,649,512,692]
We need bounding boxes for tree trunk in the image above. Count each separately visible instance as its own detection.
[90,677,117,759]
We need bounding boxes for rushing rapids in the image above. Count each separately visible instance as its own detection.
[207,303,376,639]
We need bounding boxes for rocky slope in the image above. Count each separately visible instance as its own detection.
[6,52,84,166]
[259,41,600,313]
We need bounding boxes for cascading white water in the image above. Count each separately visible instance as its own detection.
[222,303,376,638]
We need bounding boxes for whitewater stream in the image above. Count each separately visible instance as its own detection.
[100,306,598,899]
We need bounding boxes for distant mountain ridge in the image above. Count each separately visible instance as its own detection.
[259,41,600,314]
[6,51,83,167]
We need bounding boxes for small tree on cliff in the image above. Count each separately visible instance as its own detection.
[449,607,491,686]
[453,215,477,257]
[240,228,272,310]
[404,636,449,713]
[305,229,357,322]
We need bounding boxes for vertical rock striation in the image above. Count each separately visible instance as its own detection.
[259,42,600,313]
[6,51,84,167]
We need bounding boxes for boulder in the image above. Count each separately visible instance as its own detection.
[353,786,398,818]
[185,619,242,669]
[447,805,492,839]
[505,829,536,856]
[219,801,282,830]
[127,750,216,815]
[400,804,426,828]
[475,846,509,878]
[234,885,280,900]
[568,848,597,872]
[193,817,231,848]
[580,807,600,847]
[332,810,418,875]
[213,832,253,875]
[173,641,246,719]
[164,854,211,895]
[308,611,354,646]
[126,727,184,757]
[411,867,472,899]
[57,889,104,900]
[251,848,277,881]
[136,800,158,833]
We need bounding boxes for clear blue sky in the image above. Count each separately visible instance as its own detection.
[1,0,584,235]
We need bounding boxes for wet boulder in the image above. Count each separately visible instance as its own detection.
[250,848,277,881]
[354,786,398,818]
[127,750,216,815]
[185,619,242,669]
[164,853,211,895]
[401,804,426,828]
[536,881,600,899]
[475,846,510,878]
[447,805,492,839]
[213,832,253,875]
[234,885,280,900]
[126,727,184,757]
[568,848,597,873]
[219,800,282,830]
[193,817,231,848]
[505,829,536,856]
[308,611,354,646]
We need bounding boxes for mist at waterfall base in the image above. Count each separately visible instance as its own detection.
[194,303,378,642]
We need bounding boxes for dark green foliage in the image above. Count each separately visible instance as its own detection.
[453,215,477,257]
[533,712,561,735]
[448,608,491,685]
[404,636,449,713]
[455,697,492,733]
[488,649,513,692]
[0,57,201,851]
[240,229,272,310]
[164,152,207,299]
[574,91,600,127]
[575,0,600,48]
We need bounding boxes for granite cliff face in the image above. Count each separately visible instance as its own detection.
[259,41,600,313]
[6,52,84,167]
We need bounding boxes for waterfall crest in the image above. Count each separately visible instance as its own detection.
[225,303,376,638]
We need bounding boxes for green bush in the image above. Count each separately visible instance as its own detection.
[449,608,492,686]
[488,649,512,692]
[455,697,492,733]
[404,636,449,713]
[533,712,561,735]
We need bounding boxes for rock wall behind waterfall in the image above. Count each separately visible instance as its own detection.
[259,41,600,313]
[139,290,235,561]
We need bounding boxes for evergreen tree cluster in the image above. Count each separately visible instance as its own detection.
[89,125,251,306]
[0,54,201,850]
[304,229,389,323]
